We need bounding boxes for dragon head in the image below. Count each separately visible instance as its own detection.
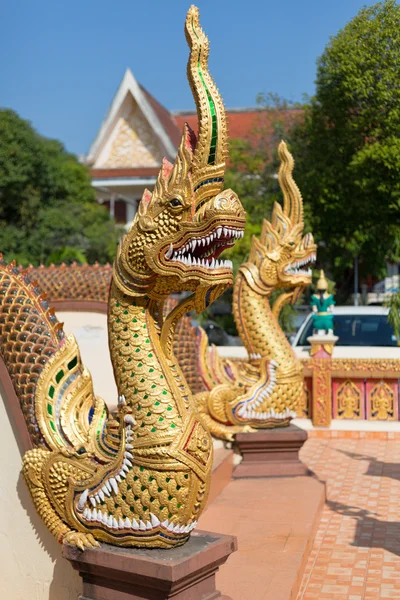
[243,142,316,297]
[113,6,245,306]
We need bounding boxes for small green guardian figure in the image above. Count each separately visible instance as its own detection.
[310,270,335,335]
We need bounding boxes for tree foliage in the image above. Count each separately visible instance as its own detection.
[289,0,400,299]
[0,109,121,265]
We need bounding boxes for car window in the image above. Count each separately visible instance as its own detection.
[296,315,398,347]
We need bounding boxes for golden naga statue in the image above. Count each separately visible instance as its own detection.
[196,142,316,440]
[0,6,245,550]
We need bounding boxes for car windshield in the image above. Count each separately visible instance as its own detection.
[297,314,398,347]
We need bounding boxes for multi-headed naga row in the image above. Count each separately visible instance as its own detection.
[0,6,245,549]
[196,142,316,440]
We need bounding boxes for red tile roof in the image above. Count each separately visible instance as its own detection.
[174,109,303,152]
[140,85,182,150]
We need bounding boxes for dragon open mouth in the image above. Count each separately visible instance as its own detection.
[284,252,316,277]
[166,226,244,270]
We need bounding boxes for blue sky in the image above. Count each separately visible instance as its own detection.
[1,0,383,156]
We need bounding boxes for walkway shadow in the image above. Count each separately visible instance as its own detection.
[328,499,400,556]
[335,448,400,483]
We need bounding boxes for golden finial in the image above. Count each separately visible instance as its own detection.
[317,269,328,291]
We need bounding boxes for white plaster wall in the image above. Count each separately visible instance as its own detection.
[0,383,81,600]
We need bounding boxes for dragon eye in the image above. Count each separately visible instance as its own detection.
[289,241,295,246]
[170,198,183,208]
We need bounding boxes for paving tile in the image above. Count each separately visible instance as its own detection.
[296,438,400,600]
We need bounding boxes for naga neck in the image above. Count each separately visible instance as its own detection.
[233,266,297,372]
[108,282,193,443]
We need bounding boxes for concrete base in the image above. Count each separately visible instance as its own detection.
[233,424,310,478]
[199,475,326,600]
[62,530,237,600]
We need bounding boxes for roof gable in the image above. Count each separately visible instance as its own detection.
[87,68,179,167]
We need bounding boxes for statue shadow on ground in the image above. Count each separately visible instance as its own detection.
[327,498,400,557]
[335,448,400,483]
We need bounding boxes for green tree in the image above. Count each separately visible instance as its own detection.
[0,109,122,265]
[290,0,400,300]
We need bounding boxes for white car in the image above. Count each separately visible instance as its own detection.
[291,306,400,359]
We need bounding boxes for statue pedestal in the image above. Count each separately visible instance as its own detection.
[307,333,339,358]
[62,530,237,600]
[232,425,309,478]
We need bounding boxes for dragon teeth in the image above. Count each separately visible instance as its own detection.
[150,513,160,527]
[78,488,89,510]
[109,478,119,495]
[81,509,197,534]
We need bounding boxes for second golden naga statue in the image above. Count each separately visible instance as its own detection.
[195,142,317,440]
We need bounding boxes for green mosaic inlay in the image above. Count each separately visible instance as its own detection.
[192,19,218,165]
[55,369,64,384]
[50,421,56,432]
[47,403,52,416]
[67,356,78,370]
[49,385,55,399]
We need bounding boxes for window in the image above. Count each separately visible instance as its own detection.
[297,315,397,347]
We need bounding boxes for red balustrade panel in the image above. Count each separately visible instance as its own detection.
[332,378,365,420]
[366,379,399,421]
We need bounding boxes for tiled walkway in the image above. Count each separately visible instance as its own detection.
[298,438,400,600]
